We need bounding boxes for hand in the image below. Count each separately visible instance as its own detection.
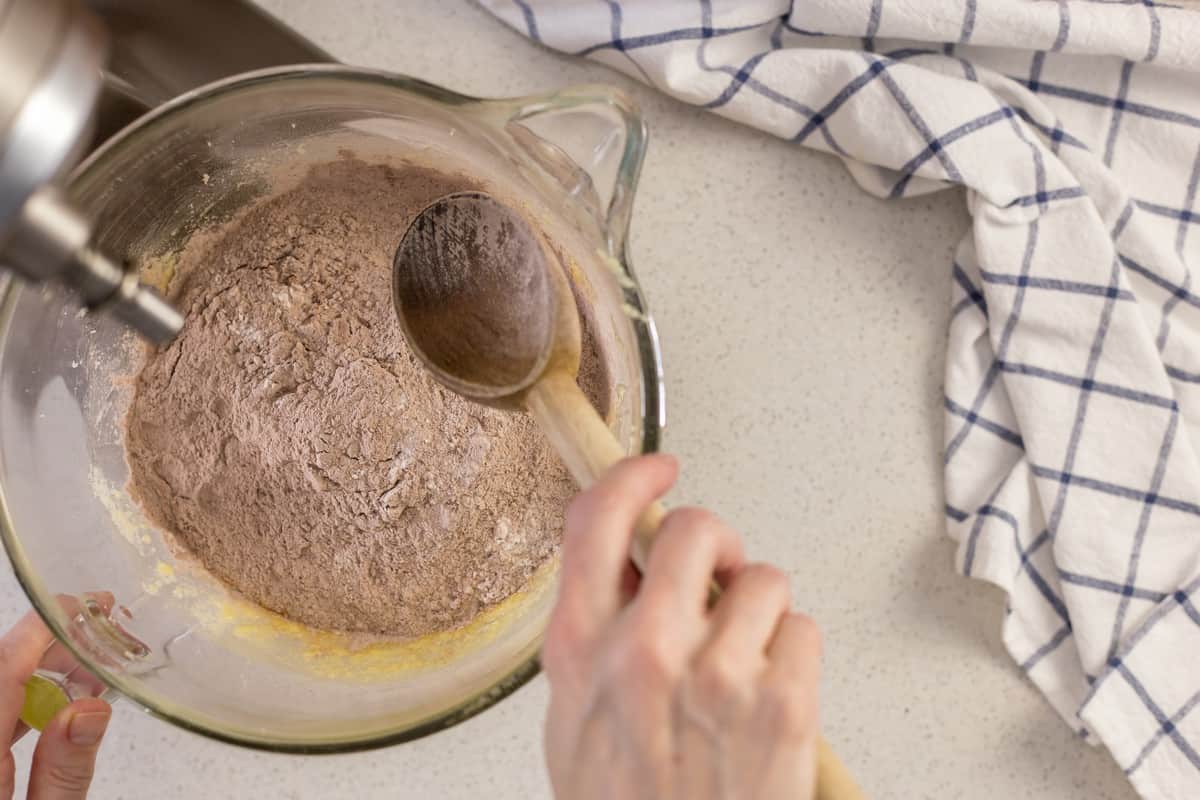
[0,609,111,799]
[542,454,821,800]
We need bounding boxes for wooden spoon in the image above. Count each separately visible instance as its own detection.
[392,192,660,562]
[393,192,863,800]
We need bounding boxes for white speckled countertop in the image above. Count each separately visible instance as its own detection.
[0,2,1140,798]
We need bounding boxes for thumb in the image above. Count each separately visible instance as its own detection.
[28,697,111,800]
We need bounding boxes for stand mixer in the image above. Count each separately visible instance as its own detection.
[0,0,331,343]
[0,0,182,342]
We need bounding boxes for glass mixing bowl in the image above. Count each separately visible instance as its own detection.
[0,66,664,751]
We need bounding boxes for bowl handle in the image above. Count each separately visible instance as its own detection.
[499,86,648,257]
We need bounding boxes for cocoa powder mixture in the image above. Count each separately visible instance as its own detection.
[124,156,607,638]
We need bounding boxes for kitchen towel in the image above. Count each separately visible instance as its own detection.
[480,1,1200,797]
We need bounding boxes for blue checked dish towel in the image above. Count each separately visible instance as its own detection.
[480,1,1200,797]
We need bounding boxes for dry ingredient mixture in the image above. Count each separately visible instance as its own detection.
[124,156,608,638]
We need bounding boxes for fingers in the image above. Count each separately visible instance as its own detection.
[559,454,678,625]
[0,612,55,687]
[704,564,792,660]
[765,613,822,728]
[0,750,14,800]
[28,698,111,800]
[766,612,822,673]
[33,645,103,701]
[744,613,821,753]
[617,561,641,607]
[683,566,792,730]
[0,612,55,744]
[640,507,744,615]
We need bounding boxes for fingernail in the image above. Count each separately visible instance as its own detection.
[68,711,110,745]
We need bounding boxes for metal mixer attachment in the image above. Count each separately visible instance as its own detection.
[0,0,183,344]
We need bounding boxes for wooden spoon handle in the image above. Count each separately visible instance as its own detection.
[525,369,865,800]
[526,369,661,568]
[815,738,865,800]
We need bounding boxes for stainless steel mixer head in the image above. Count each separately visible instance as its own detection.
[0,0,182,344]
